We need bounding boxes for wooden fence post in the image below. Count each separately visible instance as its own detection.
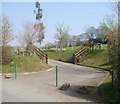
[73,54,76,64]
[46,54,48,64]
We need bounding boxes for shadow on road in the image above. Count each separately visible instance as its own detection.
[58,84,102,102]
[41,82,55,87]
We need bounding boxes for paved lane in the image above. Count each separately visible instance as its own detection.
[2,59,109,102]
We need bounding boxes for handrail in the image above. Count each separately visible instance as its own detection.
[34,48,46,57]
[32,44,48,64]
[75,46,86,56]
[73,46,91,64]
[34,46,47,56]
[75,46,90,56]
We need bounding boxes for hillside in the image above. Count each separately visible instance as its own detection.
[78,44,111,70]
[44,46,81,63]
[44,44,111,70]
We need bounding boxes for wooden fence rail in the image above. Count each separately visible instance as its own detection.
[73,46,92,64]
[33,45,48,64]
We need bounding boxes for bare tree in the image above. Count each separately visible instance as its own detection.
[1,16,14,46]
[84,26,97,41]
[79,33,87,41]
[18,22,45,47]
[17,33,26,48]
[24,22,37,46]
[100,14,117,32]
[34,23,45,45]
[102,1,120,89]
[44,42,54,49]
[108,0,120,16]
[100,1,118,31]
[68,35,77,47]
[0,16,14,64]
[108,29,120,89]
[18,22,45,55]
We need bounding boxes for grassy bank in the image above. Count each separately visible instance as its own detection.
[44,44,111,70]
[1,55,51,73]
[44,44,119,103]
[44,46,81,63]
[78,44,111,70]
[100,76,120,103]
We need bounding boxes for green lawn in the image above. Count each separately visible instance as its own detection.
[78,44,111,70]
[1,55,51,73]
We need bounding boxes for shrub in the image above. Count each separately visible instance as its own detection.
[108,29,120,89]
[1,46,14,65]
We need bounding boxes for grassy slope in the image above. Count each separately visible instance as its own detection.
[1,55,51,73]
[78,44,111,70]
[45,44,111,70]
[44,44,118,103]
[78,44,120,103]
[44,46,81,63]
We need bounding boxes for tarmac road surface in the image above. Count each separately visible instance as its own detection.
[1,59,109,102]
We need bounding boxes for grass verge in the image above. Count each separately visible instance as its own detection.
[100,76,120,104]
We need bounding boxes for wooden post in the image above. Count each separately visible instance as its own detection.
[46,54,48,64]
[73,54,76,64]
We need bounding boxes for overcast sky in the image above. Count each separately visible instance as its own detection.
[2,2,112,46]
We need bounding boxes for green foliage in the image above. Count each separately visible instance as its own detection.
[35,1,42,20]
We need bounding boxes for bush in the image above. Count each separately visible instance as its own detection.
[1,46,14,65]
[108,29,120,89]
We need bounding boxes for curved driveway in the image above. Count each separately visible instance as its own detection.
[2,59,109,102]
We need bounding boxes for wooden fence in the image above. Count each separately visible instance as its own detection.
[33,45,48,64]
[73,46,92,64]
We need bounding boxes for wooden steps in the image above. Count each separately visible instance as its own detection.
[73,46,92,64]
[33,45,48,64]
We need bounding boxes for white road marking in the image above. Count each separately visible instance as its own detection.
[6,74,11,75]
[23,73,29,75]
[46,68,53,72]
[5,79,11,80]
[31,72,37,74]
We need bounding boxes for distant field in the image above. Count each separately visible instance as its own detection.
[44,46,81,63]
[1,55,51,73]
